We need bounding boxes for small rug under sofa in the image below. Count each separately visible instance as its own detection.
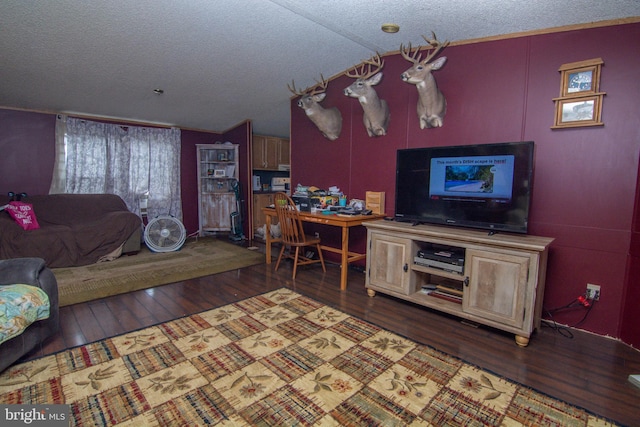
[52,237,264,306]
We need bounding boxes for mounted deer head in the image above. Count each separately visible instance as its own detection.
[288,75,342,141]
[400,32,449,129]
[343,53,390,137]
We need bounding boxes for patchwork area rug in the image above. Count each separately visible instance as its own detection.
[0,289,619,426]
[52,237,264,306]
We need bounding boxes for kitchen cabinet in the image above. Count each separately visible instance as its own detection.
[252,135,289,170]
[278,138,290,166]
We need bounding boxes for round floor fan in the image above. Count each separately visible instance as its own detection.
[144,215,186,252]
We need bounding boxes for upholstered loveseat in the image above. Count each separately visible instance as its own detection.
[0,194,141,268]
[0,257,59,373]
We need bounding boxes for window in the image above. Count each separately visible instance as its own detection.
[51,116,182,220]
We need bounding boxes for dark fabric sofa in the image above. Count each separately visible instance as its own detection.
[0,194,141,268]
[0,257,59,373]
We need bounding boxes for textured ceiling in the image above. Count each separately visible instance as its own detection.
[1,1,639,137]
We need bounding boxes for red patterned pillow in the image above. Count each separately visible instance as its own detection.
[5,201,40,230]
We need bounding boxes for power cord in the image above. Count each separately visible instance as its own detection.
[542,295,597,338]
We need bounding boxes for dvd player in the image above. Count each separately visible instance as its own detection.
[414,257,464,274]
[417,248,465,265]
[415,246,465,274]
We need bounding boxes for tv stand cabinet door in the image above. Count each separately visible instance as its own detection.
[464,249,530,329]
[367,233,413,295]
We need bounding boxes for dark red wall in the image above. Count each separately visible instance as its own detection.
[290,23,640,344]
[222,121,252,239]
[0,110,56,196]
[622,156,640,344]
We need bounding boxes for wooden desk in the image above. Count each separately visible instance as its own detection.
[262,208,385,290]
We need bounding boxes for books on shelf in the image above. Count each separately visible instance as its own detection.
[429,291,462,304]
[420,281,464,304]
[421,288,462,304]
[436,284,463,296]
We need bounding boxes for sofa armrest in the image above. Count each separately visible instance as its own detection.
[0,257,57,309]
[122,227,142,254]
[0,257,59,373]
[0,258,47,286]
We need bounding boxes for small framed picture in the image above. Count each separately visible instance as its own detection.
[558,58,603,97]
[566,69,594,94]
[553,95,603,128]
[552,58,605,129]
[213,169,226,177]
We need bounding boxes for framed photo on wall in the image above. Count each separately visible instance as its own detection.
[552,58,605,129]
[559,58,603,97]
[554,96,602,128]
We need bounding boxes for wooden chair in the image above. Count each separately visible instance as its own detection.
[273,192,326,279]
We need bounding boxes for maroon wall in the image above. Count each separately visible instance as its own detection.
[222,121,252,239]
[290,23,640,344]
[0,110,56,196]
[622,156,640,344]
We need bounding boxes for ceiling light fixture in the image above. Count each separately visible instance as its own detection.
[381,23,400,33]
[153,89,164,95]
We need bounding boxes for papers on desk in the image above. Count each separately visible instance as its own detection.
[314,206,371,216]
[336,207,357,215]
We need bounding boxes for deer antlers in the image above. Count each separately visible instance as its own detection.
[400,32,449,65]
[287,74,330,97]
[346,53,384,80]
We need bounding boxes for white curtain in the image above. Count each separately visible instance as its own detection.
[50,115,182,220]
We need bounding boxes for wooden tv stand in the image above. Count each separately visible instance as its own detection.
[364,220,554,346]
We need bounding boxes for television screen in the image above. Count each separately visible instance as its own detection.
[395,141,534,234]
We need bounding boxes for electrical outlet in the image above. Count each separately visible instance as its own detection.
[586,283,601,300]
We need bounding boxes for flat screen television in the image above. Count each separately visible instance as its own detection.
[394,141,534,234]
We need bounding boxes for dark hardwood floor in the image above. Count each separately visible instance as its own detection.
[17,241,640,426]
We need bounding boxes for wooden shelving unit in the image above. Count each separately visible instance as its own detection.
[196,144,239,235]
[364,220,554,346]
